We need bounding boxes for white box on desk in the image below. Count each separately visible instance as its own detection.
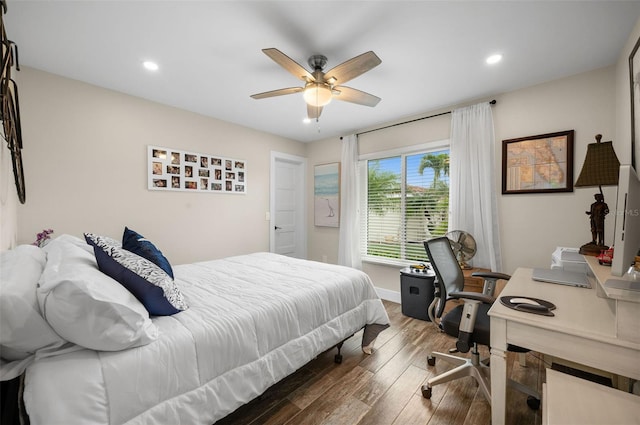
[551,247,588,274]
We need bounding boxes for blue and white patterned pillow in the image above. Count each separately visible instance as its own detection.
[84,233,188,316]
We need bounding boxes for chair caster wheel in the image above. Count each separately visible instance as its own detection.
[427,355,436,366]
[421,385,432,399]
[334,354,342,364]
[527,396,540,410]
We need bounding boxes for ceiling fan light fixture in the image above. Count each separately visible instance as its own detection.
[251,48,382,119]
[303,83,332,107]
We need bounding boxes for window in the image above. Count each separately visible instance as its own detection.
[360,142,450,263]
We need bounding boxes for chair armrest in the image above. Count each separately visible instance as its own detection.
[449,291,495,304]
[471,272,511,296]
[471,271,511,281]
[451,296,487,353]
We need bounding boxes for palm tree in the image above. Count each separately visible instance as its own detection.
[367,161,400,215]
[414,153,450,237]
[418,153,450,187]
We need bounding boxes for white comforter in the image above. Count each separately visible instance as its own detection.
[24,253,390,425]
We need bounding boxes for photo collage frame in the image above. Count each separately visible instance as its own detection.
[148,145,246,194]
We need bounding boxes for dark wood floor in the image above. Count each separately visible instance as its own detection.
[215,300,544,425]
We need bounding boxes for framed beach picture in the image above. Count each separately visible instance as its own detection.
[314,163,340,227]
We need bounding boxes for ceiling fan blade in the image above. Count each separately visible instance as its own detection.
[262,48,315,82]
[250,87,303,99]
[323,51,381,85]
[307,104,323,119]
[333,86,381,107]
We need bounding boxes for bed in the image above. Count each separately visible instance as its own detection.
[0,232,390,425]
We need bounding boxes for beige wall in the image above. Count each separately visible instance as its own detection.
[312,12,640,295]
[496,67,616,274]
[13,67,305,264]
[305,137,342,264]
[307,65,621,294]
[4,15,638,293]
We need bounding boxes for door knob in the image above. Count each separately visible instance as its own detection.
[274,226,281,230]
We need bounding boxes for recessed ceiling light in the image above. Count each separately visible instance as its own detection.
[486,54,502,65]
[143,61,159,71]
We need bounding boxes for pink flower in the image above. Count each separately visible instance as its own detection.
[33,229,54,247]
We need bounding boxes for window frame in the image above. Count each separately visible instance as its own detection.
[359,139,450,267]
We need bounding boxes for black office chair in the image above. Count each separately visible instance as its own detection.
[421,236,539,408]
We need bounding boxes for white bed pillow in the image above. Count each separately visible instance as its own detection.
[0,245,66,363]
[38,236,158,351]
[49,233,95,253]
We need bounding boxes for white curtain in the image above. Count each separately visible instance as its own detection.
[0,138,18,251]
[449,102,502,271]
[338,134,362,269]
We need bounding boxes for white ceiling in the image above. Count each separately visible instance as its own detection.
[6,1,640,143]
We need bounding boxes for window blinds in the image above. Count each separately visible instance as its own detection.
[361,149,450,263]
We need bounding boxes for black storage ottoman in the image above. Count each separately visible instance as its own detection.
[400,267,436,321]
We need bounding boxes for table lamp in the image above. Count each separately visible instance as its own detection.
[574,134,620,256]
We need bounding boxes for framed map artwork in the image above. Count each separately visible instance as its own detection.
[501,130,574,194]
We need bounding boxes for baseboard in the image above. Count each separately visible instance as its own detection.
[375,287,401,304]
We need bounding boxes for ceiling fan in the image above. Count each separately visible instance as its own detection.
[250,48,382,120]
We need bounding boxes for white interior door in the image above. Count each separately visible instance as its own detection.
[270,152,307,258]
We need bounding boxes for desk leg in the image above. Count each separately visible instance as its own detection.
[491,317,508,425]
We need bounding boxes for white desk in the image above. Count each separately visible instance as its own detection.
[543,368,640,425]
[488,267,640,425]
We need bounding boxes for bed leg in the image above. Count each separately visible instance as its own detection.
[334,333,356,363]
[334,341,344,364]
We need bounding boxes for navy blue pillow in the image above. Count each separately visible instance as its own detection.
[84,233,187,316]
[122,227,174,279]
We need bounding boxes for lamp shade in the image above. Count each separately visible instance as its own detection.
[575,135,620,187]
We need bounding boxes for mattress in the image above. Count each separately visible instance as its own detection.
[23,252,390,425]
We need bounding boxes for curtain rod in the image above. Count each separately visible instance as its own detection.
[343,99,496,138]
